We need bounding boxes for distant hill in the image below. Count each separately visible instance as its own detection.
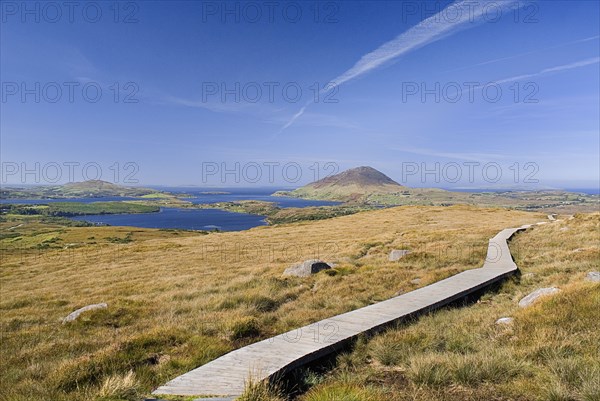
[1,180,158,199]
[275,166,406,202]
[311,166,400,188]
[61,180,159,197]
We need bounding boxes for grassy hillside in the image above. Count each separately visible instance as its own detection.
[279,187,598,214]
[1,180,159,199]
[274,168,599,213]
[0,205,550,401]
[276,166,405,202]
[2,202,159,218]
[194,200,374,224]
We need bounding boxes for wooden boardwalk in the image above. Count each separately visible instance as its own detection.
[153,224,533,398]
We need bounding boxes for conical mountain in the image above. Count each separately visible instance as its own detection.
[285,166,405,201]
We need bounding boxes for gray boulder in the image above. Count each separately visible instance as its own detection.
[283,259,331,277]
[62,303,107,323]
[586,272,600,282]
[518,288,560,308]
[389,249,410,261]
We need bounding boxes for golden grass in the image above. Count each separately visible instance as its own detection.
[238,377,285,401]
[0,205,563,400]
[302,383,385,401]
[299,213,600,401]
[97,370,139,401]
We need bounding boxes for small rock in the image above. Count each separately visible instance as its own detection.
[560,227,569,231]
[389,249,410,261]
[410,278,421,285]
[521,273,535,280]
[586,272,600,282]
[393,289,404,297]
[518,288,560,308]
[495,317,514,325]
[283,259,331,277]
[62,303,107,323]
[547,214,556,221]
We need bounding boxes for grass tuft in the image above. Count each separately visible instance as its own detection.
[406,354,452,387]
[238,378,285,401]
[302,383,384,401]
[230,317,261,340]
[97,370,140,401]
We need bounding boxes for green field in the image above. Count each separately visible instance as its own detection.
[2,202,159,218]
[277,187,599,214]
[0,180,158,199]
[194,200,374,224]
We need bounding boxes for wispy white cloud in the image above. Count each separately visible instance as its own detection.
[445,57,600,103]
[391,145,511,162]
[59,47,98,78]
[164,95,255,113]
[327,0,520,88]
[163,95,289,118]
[266,110,358,130]
[279,0,523,133]
[540,57,600,74]
[73,77,95,84]
[473,56,600,88]
[278,104,308,132]
[448,35,600,72]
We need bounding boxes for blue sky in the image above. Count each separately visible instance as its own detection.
[1,0,599,189]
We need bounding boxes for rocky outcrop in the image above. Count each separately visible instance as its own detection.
[389,250,410,261]
[586,272,600,282]
[518,288,560,308]
[62,303,108,323]
[283,260,331,277]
